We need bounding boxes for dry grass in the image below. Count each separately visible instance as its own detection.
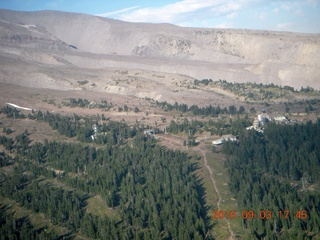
[204,145,245,239]
[86,195,120,221]
[0,113,70,145]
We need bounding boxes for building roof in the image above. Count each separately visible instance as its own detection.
[274,116,287,121]
[212,135,237,145]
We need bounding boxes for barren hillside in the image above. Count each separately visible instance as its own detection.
[0,9,319,92]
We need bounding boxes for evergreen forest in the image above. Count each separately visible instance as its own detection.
[223,120,320,239]
[0,107,210,239]
[1,105,320,239]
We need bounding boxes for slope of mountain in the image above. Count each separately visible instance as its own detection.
[0,9,319,91]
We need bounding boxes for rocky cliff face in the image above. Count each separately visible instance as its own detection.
[0,9,319,90]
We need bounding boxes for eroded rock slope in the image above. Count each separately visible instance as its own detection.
[0,9,319,90]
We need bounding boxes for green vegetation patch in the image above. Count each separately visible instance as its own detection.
[77,80,89,85]
[205,147,244,239]
[86,195,120,220]
[194,79,320,101]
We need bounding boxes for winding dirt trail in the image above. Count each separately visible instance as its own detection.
[157,134,235,239]
[196,146,235,240]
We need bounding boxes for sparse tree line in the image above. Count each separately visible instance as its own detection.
[62,98,113,109]
[117,104,140,113]
[193,79,319,100]
[0,113,211,239]
[295,99,319,114]
[222,120,320,239]
[43,97,141,113]
[155,100,246,116]
[1,106,26,119]
[166,116,251,137]
[43,97,114,109]
[0,106,138,144]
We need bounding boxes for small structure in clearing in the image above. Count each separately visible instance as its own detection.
[212,134,237,145]
[144,129,155,135]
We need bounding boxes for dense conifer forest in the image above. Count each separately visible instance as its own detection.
[1,105,320,239]
[222,120,320,239]
[0,107,210,239]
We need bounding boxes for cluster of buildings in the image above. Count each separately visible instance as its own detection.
[246,113,270,133]
[91,124,100,140]
[212,112,289,146]
[246,112,289,133]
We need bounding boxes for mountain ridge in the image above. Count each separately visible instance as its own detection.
[0,9,319,91]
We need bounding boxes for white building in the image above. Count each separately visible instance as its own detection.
[212,135,237,145]
[258,113,271,123]
[274,116,288,124]
[144,129,154,135]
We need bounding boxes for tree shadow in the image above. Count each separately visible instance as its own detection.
[193,164,216,240]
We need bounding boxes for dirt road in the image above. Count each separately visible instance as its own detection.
[195,144,235,240]
[157,134,235,240]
